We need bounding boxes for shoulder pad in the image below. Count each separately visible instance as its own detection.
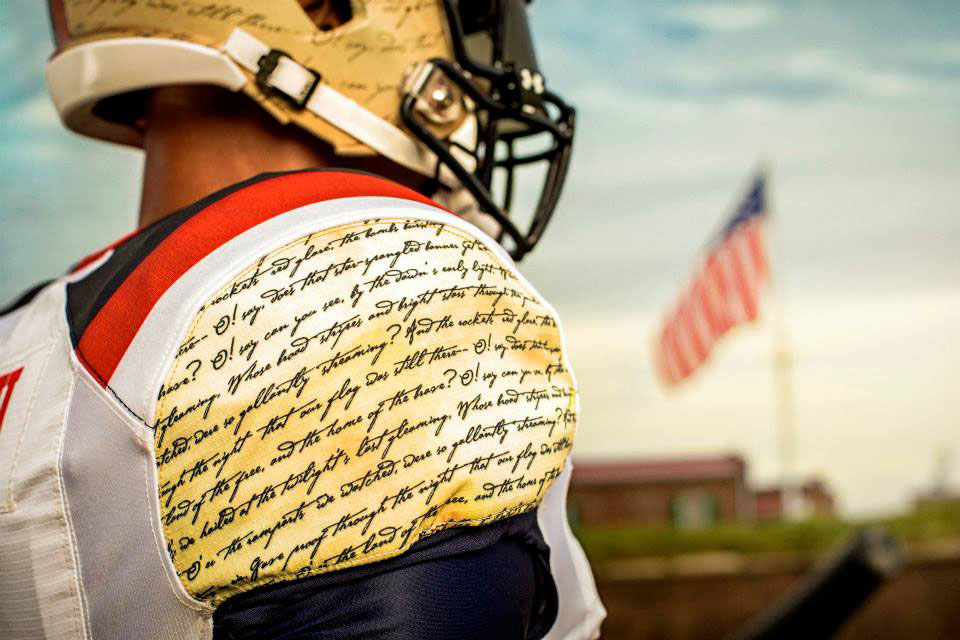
[152,213,578,603]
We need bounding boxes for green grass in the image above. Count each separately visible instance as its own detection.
[573,505,960,561]
[882,503,960,544]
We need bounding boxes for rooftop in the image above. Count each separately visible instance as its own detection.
[572,455,747,485]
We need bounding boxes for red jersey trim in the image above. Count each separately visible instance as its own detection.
[76,171,444,387]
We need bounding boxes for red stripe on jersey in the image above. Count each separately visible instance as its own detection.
[77,171,445,387]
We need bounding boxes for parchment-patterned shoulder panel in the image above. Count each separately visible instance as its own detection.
[153,218,577,603]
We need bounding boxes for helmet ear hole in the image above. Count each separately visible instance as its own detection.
[92,90,150,130]
[297,0,354,31]
[46,0,575,259]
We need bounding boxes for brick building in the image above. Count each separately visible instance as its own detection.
[753,479,835,520]
[568,455,754,529]
[568,455,834,528]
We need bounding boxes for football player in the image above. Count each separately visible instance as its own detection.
[0,1,604,638]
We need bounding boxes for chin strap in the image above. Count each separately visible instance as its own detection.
[223,28,461,186]
[222,29,495,233]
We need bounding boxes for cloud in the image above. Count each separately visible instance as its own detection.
[650,47,946,103]
[1,0,959,517]
[780,50,929,98]
[8,92,60,131]
[560,287,960,516]
[906,42,960,63]
[663,3,779,33]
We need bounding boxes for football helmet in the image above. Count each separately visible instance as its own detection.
[46,0,575,259]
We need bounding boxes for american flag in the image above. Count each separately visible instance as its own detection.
[655,173,769,385]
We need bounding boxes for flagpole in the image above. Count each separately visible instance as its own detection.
[764,163,799,519]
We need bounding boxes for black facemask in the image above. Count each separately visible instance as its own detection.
[401,0,576,260]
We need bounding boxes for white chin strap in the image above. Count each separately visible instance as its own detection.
[223,29,497,234]
[224,29,467,188]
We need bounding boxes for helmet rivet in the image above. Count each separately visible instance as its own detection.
[430,85,454,111]
[413,72,463,125]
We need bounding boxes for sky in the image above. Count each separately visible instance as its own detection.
[1,1,958,516]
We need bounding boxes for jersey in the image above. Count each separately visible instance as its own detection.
[0,169,605,639]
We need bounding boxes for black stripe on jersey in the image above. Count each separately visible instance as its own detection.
[64,168,379,348]
[65,172,281,347]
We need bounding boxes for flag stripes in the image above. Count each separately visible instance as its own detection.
[655,175,769,385]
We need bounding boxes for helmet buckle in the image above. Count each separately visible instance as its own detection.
[255,49,321,109]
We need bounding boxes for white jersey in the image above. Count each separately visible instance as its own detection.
[0,169,604,639]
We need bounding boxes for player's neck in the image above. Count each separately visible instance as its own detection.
[139,86,425,229]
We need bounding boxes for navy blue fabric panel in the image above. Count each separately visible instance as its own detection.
[213,512,558,640]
